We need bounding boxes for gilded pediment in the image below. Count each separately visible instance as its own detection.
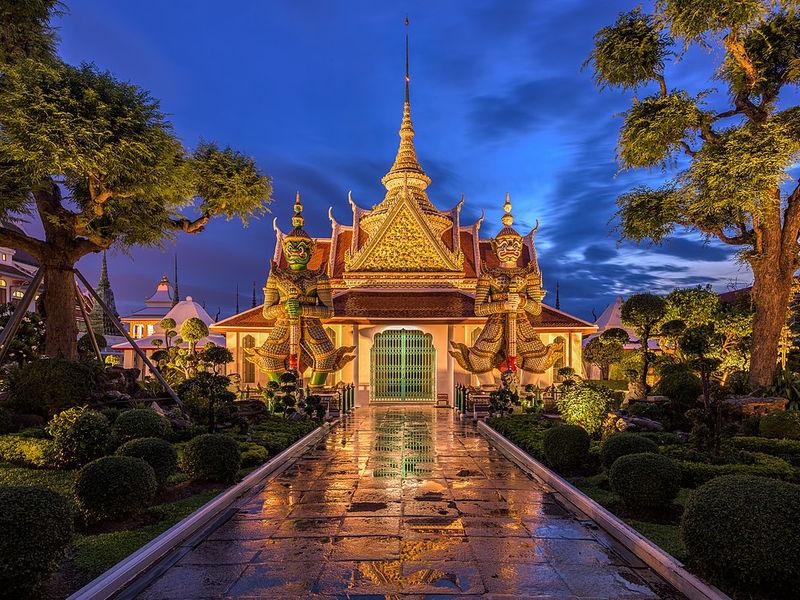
[345,188,463,273]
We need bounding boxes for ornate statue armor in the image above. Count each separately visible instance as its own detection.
[245,193,355,386]
[450,194,563,375]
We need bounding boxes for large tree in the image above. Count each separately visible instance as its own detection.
[0,1,271,358]
[588,1,800,387]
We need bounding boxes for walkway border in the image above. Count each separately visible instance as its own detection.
[477,421,730,600]
[69,418,339,600]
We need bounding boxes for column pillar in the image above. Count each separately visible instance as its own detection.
[352,324,360,406]
[447,325,454,405]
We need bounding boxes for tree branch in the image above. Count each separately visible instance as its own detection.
[0,226,46,259]
[783,180,800,257]
[171,211,211,234]
[706,225,754,247]
[656,74,667,98]
[679,141,696,157]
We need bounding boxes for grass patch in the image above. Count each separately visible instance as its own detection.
[73,488,221,581]
[624,519,686,562]
[0,461,76,502]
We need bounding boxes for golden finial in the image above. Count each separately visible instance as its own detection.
[291,191,304,229]
[501,192,514,227]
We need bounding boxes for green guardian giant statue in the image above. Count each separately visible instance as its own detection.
[245,193,355,387]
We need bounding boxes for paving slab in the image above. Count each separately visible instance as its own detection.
[135,407,686,599]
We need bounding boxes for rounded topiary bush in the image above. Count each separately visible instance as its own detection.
[239,441,268,468]
[681,475,800,595]
[609,452,680,509]
[759,410,800,440]
[654,364,702,409]
[116,437,177,489]
[114,408,170,443]
[600,433,658,469]
[75,456,157,521]
[0,486,73,599]
[181,433,241,483]
[542,424,590,472]
[555,382,617,435]
[47,406,116,467]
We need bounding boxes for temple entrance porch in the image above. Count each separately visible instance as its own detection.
[370,329,436,403]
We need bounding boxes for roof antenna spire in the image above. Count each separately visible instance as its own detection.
[173,253,179,306]
[404,15,410,104]
[555,281,561,310]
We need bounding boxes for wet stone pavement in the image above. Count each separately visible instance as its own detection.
[137,407,685,599]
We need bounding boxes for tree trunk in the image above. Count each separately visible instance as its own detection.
[749,258,793,388]
[640,331,650,390]
[43,263,78,360]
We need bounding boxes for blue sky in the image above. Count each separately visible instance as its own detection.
[50,0,750,320]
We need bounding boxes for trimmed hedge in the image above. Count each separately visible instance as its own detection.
[3,358,101,417]
[75,456,157,522]
[0,435,55,467]
[542,424,590,472]
[637,431,681,445]
[0,486,73,600]
[681,475,800,596]
[730,436,800,466]
[47,406,116,467]
[600,433,658,469]
[239,441,268,468]
[114,408,170,443]
[676,451,794,488]
[609,453,681,509]
[181,434,241,483]
[116,437,177,489]
[759,410,800,440]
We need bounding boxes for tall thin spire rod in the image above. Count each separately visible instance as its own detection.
[404,16,410,104]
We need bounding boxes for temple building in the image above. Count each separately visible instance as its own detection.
[121,275,176,339]
[212,58,595,406]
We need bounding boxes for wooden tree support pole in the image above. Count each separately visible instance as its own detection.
[74,279,103,363]
[0,267,44,365]
[74,268,182,406]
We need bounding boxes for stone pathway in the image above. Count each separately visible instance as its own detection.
[137,407,684,599]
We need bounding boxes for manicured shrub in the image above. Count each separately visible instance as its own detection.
[47,406,116,467]
[116,437,178,489]
[609,452,680,509]
[239,441,268,467]
[181,433,241,483]
[0,435,55,467]
[654,364,702,408]
[114,408,170,443]
[542,424,590,472]
[730,436,800,466]
[681,475,800,596]
[600,433,658,469]
[0,486,73,599]
[176,372,237,427]
[3,358,102,416]
[675,452,794,487]
[637,431,681,445]
[759,410,800,440]
[556,382,617,435]
[75,456,157,522]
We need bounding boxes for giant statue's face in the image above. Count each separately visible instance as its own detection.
[494,236,523,264]
[283,239,313,270]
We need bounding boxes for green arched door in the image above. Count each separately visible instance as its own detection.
[370,329,436,403]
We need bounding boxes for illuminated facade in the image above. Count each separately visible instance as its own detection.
[212,69,595,405]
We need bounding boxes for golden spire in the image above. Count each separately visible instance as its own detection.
[496,192,521,239]
[381,16,431,193]
[283,191,313,244]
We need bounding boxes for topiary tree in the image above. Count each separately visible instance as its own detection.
[621,293,666,390]
[77,332,106,360]
[556,381,617,435]
[584,337,624,380]
[587,2,800,388]
[0,486,72,599]
[46,406,115,467]
[0,3,271,360]
[600,432,658,469]
[113,407,170,443]
[116,437,177,490]
[542,424,590,472]
[681,475,800,596]
[760,410,800,439]
[75,455,157,522]
[181,433,241,483]
[180,318,209,355]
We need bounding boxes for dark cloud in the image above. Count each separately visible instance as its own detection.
[583,244,617,263]
[648,236,734,262]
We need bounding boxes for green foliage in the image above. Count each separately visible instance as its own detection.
[0,408,7,434]
[587,8,671,89]
[77,332,106,358]
[601,327,630,344]
[46,406,115,467]
[664,286,718,326]
[0,0,62,66]
[673,451,794,487]
[583,337,624,379]
[759,409,800,439]
[114,408,170,443]
[3,357,101,416]
[248,415,319,456]
[600,433,658,469]
[0,303,44,365]
[488,383,519,416]
[203,345,233,371]
[238,441,268,468]
[181,433,241,483]
[0,486,72,600]
[609,453,681,509]
[556,382,617,435]
[730,435,800,465]
[616,185,683,243]
[176,372,237,427]
[659,0,766,40]
[0,434,54,467]
[486,414,549,462]
[116,437,177,489]
[655,362,703,408]
[179,317,208,348]
[619,93,702,169]
[767,367,800,410]
[621,293,667,334]
[680,475,800,596]
[75,455,157,522]
[542,424,590,472]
